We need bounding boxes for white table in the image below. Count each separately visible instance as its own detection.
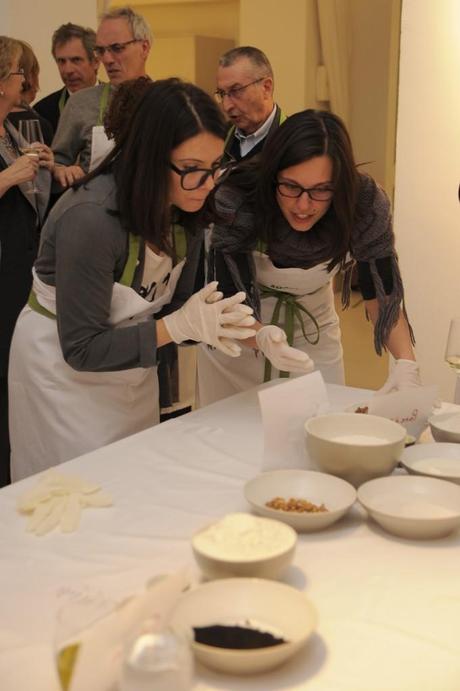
[1,382,460,691]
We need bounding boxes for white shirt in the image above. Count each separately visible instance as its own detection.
[234,105,277,158]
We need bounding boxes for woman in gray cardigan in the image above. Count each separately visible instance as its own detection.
[9,78,256,481]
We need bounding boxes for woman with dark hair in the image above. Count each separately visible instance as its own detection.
[197,109,420,405]
[9,78,256,481]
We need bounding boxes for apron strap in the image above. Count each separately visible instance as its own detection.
[96,83,111,127]
[28,289,56,320]
[28,232,141,319]
[260,286,321,382]
[119,233,140,286]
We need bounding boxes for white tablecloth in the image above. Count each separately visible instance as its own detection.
[1,382,460,691]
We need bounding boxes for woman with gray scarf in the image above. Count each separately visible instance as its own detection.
[197,109,420,406]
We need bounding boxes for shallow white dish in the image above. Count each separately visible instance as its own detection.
[429,412,460,443]
[191,513,297,580]
[357,475,460,539]
[170,578,317,675]
[305,413,406,487]
[401,442,460,484]
[244,470,356,532]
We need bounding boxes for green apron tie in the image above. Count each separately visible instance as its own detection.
[28,234,140,320]
[96,83,111,126]
[260,286,320,382]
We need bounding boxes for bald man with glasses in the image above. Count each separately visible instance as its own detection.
[216,46,285,164]
[52,6,151,188]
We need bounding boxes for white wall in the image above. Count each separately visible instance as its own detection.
[394,0,460,400]
[1,0,98,99]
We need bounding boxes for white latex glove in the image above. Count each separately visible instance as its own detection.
[376,358,422,395]
[256,325,315,374]
[163,281,256,357]
[17,470,113,536]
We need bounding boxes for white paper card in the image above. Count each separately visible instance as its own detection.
[258,371,329,471]
[349,386,439,440]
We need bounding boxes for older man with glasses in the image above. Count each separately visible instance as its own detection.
[216,46,285,164]
[52,6,151,188]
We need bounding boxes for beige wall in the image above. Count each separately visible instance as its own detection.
[1,0,98,99]
[394,0,460,401]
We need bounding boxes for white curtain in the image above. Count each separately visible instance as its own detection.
[316,0,351,125]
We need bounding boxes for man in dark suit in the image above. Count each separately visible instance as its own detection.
[215,46,285,164]
[34,23,99,134]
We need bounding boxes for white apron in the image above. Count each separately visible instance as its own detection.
[9,261,184,482]
[89,125,114,171]
[196,251,345,407]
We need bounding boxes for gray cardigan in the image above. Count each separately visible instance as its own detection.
[51,84,110,172]
[35,172,204,372]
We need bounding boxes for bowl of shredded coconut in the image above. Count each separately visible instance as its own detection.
[191,513,297,580]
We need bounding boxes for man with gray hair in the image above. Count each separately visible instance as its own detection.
[52,6,152,187]
[34,23,99,134]
[215,46,285,164]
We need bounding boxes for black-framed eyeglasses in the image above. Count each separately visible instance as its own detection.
[8,68,25,77]
[94,39,141,57]
[214,78,265,102]
[170,158,236,191]
[276,181,335,202]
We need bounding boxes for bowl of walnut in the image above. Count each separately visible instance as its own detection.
[244,470,357,533]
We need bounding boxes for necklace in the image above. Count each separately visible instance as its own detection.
[0,127,17,159]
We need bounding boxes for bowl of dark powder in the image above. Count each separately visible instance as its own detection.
[170,578,317,674]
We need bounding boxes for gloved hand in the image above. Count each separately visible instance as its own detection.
[256,325,315,374]
[163,281,256,357]
[376,358,421,395]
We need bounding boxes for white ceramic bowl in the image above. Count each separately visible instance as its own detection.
[429,412,460,443]
[170,578,317,675]
[191,513,297,580]
[305,413,406,487]
[400,442,460,485]
[244,470,356,532]
[358,475,460,539]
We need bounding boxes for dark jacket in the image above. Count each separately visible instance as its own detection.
[34,88,68,135]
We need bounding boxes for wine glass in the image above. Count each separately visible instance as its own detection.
[445,319,460,371]
[18,118,43,192]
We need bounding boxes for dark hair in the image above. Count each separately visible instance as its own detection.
[219,46,273,80]
[256,109,359,269]
[52,23,96,61]
[81,78,226,254]
[103,75,152,141]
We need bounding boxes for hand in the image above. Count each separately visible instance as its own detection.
[376,358,421,395]
[256,325,315,374]
[36,144,54,171]
[53,164,85,188]
[163,281,256,357]
[4,154,39,186]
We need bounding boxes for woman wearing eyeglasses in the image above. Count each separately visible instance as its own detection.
[8,78,256,481]
[0,36,54,485]
[196,109,420,406]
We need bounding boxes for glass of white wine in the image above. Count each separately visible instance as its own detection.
[18,118,43,192]
[445,318,460,373]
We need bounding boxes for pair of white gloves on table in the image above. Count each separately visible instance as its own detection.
[163,282,313,373]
